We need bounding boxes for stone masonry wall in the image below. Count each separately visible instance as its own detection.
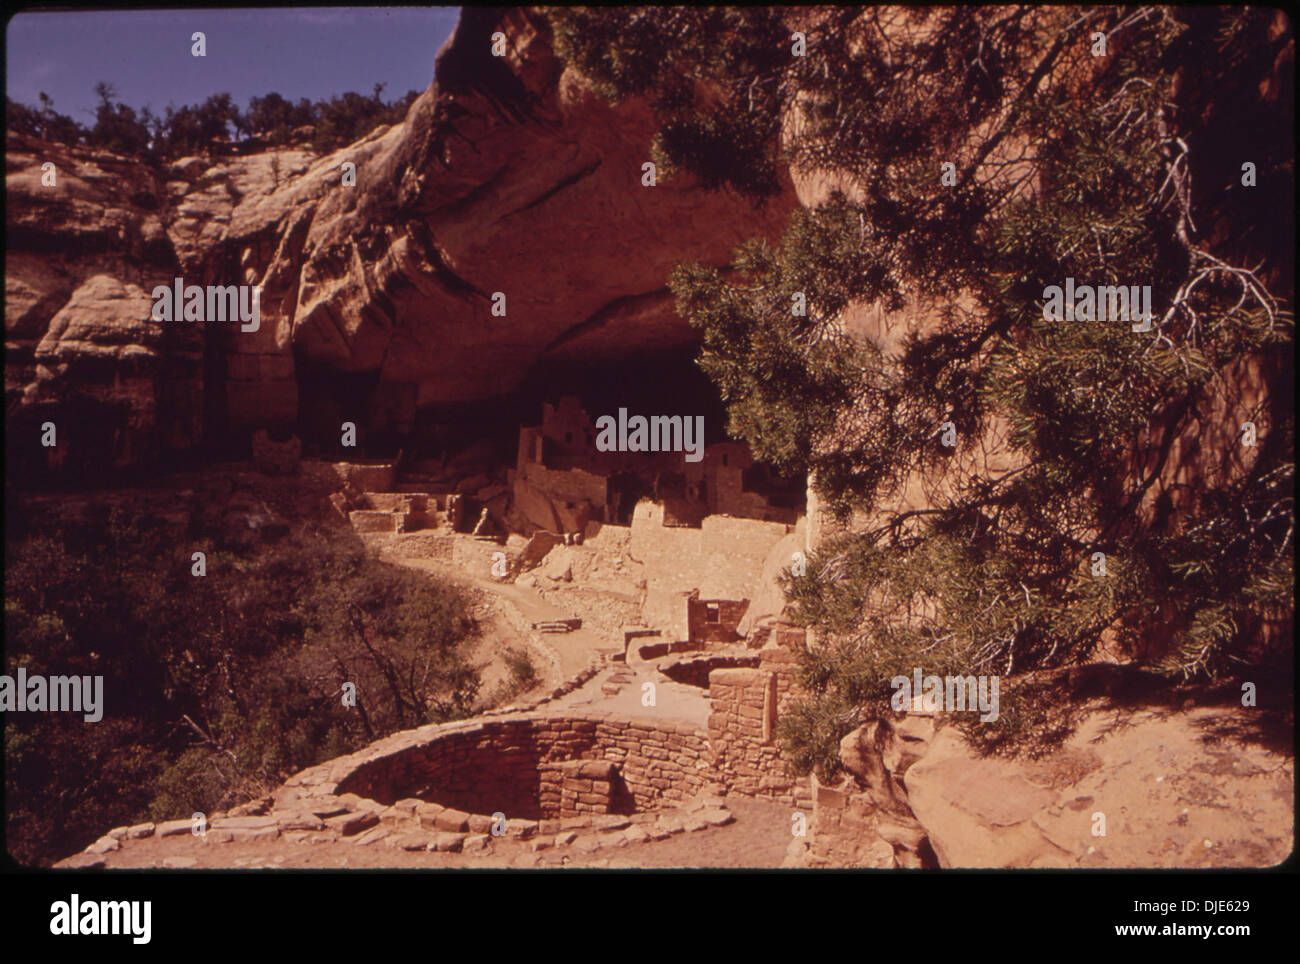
[552,760,626,815]
[334,715,711,821]
[632,501,792,640]
[299,459,399,492]
[687,597,750,645]
[660,653,760,687]
[705,645,809,807]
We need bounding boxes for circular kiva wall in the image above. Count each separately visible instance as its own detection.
[334,715,713,821]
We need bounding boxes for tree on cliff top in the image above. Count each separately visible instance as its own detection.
[550,6,1293,774]
[6,92,86,144]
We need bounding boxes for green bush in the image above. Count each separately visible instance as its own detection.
[4,506,477,865]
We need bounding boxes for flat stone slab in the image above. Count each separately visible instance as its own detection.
[699,808,735,827]
[386,833,430,851]
[429,832,467,853]
[433,809,471,833]
[655,814,687,835]
[275,812,326,831]
[504,818,538,838]
[324,811,379,836]
[56,854,106,870]
[108,822,156,841]
[351,827,390,847]
[230,826,280,843]
[211,815,280,831]
[622,825,651,845]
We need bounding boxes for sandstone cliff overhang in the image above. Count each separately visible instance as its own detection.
[5,7,797,476]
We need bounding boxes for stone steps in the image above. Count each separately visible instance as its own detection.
[532,618,582,633]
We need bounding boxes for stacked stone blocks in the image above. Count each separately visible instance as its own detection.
[332,714,711,823]
[705,643,809,807]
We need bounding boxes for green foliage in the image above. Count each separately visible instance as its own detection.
[311,84,418,153]
[6,92,87,144]
[7,83,419,160]
[954,678,1080,760]
[482,646,539,707]
[502,646,538,689]
[553,7,1294,769]
[88,82,152,156]
[774,697,850,784]
[156,92,241,157]
[550,7,789,199]
[4,508,477,865]
[244,92,316,145]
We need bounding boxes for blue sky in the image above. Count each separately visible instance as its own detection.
[6,7,461,120]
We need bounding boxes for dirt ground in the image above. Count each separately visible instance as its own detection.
[81,797,796,871]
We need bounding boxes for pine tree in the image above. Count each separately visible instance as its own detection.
[549,6,1294,772]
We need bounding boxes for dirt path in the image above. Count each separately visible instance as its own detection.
[382,549,615,681]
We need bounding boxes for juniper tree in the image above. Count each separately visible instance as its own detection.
[88,82,152,156]
[6,92,86,144]
[550,6,1294,772]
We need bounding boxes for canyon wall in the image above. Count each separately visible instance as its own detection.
[6,7,797,480]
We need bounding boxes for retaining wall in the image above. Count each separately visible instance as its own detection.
[334,715,712,820]
[707,645,809,804]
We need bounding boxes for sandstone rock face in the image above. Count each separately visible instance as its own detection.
[6,8,795,478]
[273,7,794,424]
[810,718,936,868]
[819,693,1293,870]
[35,273,158,365]
[5,133,203,477]
[904,706,1294,868]
[736,528,808,638]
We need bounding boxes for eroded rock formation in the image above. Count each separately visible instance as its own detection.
[6,7,796,480]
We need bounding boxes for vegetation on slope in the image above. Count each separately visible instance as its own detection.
[4,504,478,866]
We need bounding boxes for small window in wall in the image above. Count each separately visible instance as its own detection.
[722,454,728,467]
[566,432,573,444]
[705,603,720,623]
